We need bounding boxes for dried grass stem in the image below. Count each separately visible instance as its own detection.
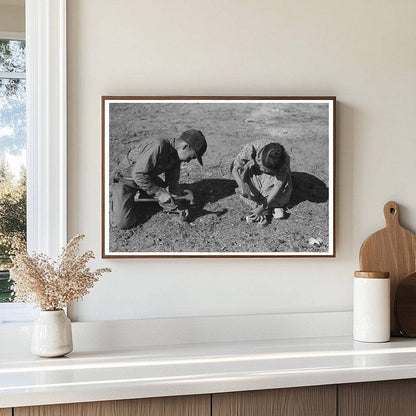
[10,235,111,310]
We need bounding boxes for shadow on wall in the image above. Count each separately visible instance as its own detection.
[288,172,329,209]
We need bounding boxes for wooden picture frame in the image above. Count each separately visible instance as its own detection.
[102,96,336,258]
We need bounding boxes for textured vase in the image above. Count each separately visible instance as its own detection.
[31,310,73,357]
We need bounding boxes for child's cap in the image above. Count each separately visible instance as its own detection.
[179,129,207,165]
[258,142,284,173]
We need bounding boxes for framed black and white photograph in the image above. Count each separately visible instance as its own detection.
[102,96,336,258]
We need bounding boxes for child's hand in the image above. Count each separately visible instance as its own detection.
[246,206,266,224]
[252,205,265,219]
[157,190,174,204]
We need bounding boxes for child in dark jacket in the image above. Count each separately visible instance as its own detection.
[111,129,207,229]
[232,139,292,226]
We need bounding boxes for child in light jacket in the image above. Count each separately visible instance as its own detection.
[232,139,292,226]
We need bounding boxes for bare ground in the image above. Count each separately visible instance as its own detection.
[108,102,330,254]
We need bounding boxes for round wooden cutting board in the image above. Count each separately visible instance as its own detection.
[359,201,416,336]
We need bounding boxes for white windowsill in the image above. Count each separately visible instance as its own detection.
[0,303,35,324]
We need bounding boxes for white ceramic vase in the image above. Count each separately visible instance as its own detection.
[31,310,73,357]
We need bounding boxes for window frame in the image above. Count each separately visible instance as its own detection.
[0,31,24,41]
[0,0,67,323]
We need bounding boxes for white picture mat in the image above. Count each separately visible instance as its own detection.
[103,98,334,257]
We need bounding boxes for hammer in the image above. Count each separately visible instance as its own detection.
[135,189,195,205]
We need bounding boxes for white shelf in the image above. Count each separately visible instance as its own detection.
[2,335,416,408]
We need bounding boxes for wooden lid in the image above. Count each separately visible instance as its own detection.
[354,271,390,279]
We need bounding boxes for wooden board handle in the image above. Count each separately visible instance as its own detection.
[384,201,400,228]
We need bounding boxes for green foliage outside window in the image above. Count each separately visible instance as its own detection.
[0,160,26,302]
[0,38,27,302]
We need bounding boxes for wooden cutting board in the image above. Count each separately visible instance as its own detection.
[359,201,416,336]
[395,273,416,337]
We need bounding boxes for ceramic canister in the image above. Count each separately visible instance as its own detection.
[353,271,390,343]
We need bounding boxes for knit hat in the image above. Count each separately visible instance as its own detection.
[179,129,207,165]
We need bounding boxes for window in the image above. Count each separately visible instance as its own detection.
[0,33,26,306]
[0,0,67,324]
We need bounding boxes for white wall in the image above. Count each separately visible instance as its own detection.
[67,0,416,322]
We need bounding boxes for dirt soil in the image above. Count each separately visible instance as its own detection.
[108,102,330,254]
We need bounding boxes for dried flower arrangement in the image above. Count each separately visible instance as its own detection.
[10,234,111,311]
